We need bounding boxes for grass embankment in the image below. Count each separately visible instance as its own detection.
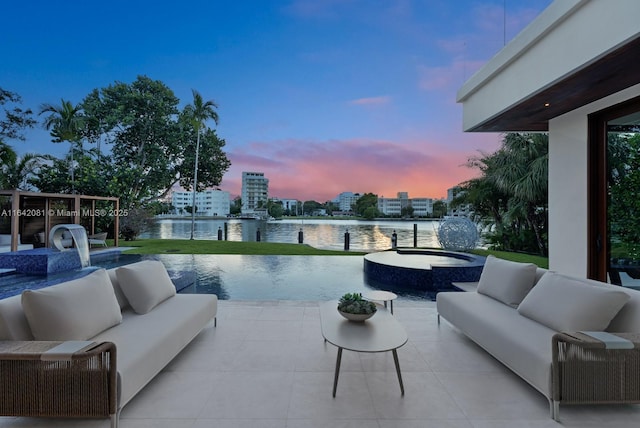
[119,239,366,256]
[113,239,548,267]
[470,249,549,269]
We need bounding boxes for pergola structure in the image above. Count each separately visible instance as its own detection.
[0,190,120,252]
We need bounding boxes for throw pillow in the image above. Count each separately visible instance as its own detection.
[517,272,630,331]
[22,269,122,341]
[116,260,176,314]
[476,255,538,307]
[107,268,130,309]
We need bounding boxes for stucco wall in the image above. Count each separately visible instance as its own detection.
[458,0,640,131]
[548,83,640,277]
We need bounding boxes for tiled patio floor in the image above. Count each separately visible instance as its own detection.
[2,300,640,427]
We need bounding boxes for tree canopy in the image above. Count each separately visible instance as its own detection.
[453,132,549,255]
[30,76,231,208]
[0,88,36,145]
[354,193,380,219]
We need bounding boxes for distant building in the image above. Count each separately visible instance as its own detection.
[446,186,471,216]
[447,186,463,204]
[410,198,434,217]
[377,196,403,216]
[241,171,269,215]
[334,192,361,212]
[377,192,434,217]
[171,189,230,216]
[277,198,299,214]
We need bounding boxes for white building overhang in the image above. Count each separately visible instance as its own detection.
[457,0,640,132]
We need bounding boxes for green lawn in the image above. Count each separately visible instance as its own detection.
[470,249,549,269]
[113,238,548,267]
[118,239,366,255]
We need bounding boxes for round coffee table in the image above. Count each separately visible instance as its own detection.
[319,301,407,396]
[363,290,398,314]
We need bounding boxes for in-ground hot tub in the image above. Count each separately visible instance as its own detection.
[364,248,485,293]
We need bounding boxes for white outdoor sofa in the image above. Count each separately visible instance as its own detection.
[437,256,640,420]
[0,234,33,252]
[0,260,217,427]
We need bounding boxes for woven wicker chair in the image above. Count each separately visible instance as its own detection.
[0,341,118,427]
[551,332,640,419]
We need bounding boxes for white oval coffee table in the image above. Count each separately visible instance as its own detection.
[319,300,408,397]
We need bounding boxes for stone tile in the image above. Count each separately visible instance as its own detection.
[294,339,364,372]
[435,371,550,420]
[257,305,306,321]
[358,341,429,373]
[366,371,466,420]
[198,371,293,419]
[119,420,196,428]
[229,340,298,372]
[378,420,473,428]
[192,419,285,428]
[244,319,303,341]
[413,339,505,373]
[287,420,380,428]
[288,372,376,419]
[121,371,216,419]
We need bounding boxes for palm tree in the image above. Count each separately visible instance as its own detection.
[1,152,50,190]
[183,90,219,240]
[487,133,549,255]
[0,142,17,189]
[39,99,84,193]
[0,142,17,168]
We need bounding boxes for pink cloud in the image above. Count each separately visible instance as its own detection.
[220,135,498,202]
[348,96,391,106]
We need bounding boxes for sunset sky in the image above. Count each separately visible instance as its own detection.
[2,0,553,202]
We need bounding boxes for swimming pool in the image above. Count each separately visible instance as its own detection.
[0,252,438,301]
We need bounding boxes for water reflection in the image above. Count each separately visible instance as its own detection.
[153,254,381,301]
[142,219,441,252]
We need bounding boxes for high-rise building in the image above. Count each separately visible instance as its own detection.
[241,172,269,214]
[171,189,230,216]
[334,192,361,212]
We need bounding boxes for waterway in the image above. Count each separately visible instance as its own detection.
[140,218,442,252]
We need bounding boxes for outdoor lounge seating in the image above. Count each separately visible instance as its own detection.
[437,256,640,420]
[88,232,108,247]
[0,260,218,427]
[0,234,33,253]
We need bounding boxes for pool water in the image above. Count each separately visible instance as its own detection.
[0,252,436,301]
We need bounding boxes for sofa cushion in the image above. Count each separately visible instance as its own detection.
[116,260,176,314]
[21,269,123,341]
[517,272,630,332]
[107,267,130,309]
[0,294,34,340]
[476,255,538,307]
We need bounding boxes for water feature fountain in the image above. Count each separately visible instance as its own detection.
[0,224,91,275]
[49,224,91,268]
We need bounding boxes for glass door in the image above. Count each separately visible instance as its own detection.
[606,111,640,286]
[589,97,640,286]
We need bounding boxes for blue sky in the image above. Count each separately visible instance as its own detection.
[2,0,553,201]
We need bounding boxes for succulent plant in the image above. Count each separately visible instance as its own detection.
[337,293,377,315]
